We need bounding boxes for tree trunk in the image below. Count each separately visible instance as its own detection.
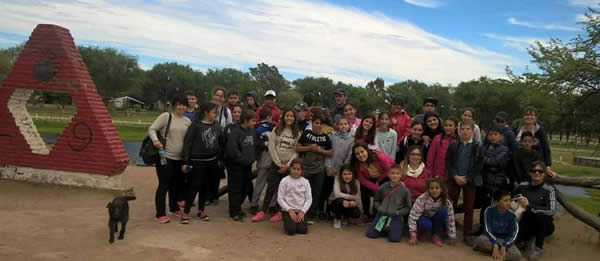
[566,129,570,142]
[560,130,563,142]
[549,175,600,189]
[554,188,600,232]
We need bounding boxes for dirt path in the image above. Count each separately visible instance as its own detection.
[0,166,598,260]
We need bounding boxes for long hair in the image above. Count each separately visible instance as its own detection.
[423,111,442,139]
[425,177,448,207]
[350,142,375,169]
[274,109,299,138]
[194,102,218,122]
[355,114,377,145]
[441,116,459,139]
[338,165,358,195]
[378,112,391,131]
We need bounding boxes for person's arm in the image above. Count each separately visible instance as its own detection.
[396,189,412,216]
[503,213,519,249]
[148,112,168,143]
[408,196,425,236]
[530,185,556,216]
[390,131,398,159]
[446,201,457,240]
[426,136,440,176]
[277,178,291,211]
[301,179,313,214]
[470,143,485,186]
[445,142,458,180]
[267,132,283,167]
[483,207,498,246]
[181,122,197,164]
[318,136,333,157]
[226,127,242,163]
[538,127,552,167]
[342,140,355,166]
[474,124,482,144]
[357,167,379,192]
[403,115,411,138]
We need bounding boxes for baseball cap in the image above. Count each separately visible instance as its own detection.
[495,111,509,122]
[264,90,276,97]
[334,88,346,96]
[423,97,438,106]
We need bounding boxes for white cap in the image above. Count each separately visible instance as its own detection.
[264,90,276,97]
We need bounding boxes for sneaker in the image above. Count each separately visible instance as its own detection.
[432,235,443,247]
[180,214,190,224]
[232,214,245,222]
[307,220,315,225]
[252,211,266,222]
[249,206,259,215]
[197,210,210,221]
[178,201,185,208]
[155,216,170,224]
[517,240,534,256]
[240,211,248,218]
[333,219,342,229]
[463,236,474,247]
[169,210,183,218]
[528,247,543,261]
[318,212,330,222]
[342,218,349,227]
[270,212,283,222]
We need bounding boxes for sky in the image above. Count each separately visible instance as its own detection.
[0,0,597,86]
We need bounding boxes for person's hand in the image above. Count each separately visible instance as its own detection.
[454,176,466,186]
[327,169,337,177]
[296,211,305,222]
[288,210,297,223]
[492,244,500,259]
[448,238,456,246]
[153,140,162,149]
[409,235,417,246]
[519,198,529,208]
[547,169,557,178]
[279,164,289,173]
[310,144,319,152]
[499,246,506,261]
[343,200,350,208]
[423,136,431,144]
[217,161,224,168]
[181,165,188,174]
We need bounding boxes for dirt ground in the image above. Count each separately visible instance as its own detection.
[0,166,598,261]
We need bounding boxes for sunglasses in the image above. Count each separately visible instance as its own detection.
[530,169,545,174]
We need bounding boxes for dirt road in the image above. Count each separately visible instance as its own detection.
[0,166,598,260]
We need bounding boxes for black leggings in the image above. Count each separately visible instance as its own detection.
[227,162,252,217]
[154,159,184,218]
[185,159,219,214]
[329,198,361,219]
[518,210,554,249]
[282,211,308,236]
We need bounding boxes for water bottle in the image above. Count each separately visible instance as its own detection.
[159,148,167,166]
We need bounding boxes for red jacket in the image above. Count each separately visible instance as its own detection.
[426,134,456,181]
[355,150,395,192]
[256,104,281,126]
[391,111,411,144]
[403,168,429,202]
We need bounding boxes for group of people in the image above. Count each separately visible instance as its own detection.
[148,87,557,261]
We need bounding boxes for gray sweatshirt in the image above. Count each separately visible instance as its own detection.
[148,112,191,160]
[328,178,362,209]
[374,182,412,217]
[278,175,312,213]
[325,131,354,174]
[376,129,398,160]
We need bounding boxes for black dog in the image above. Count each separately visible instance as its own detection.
[107,195,136,244]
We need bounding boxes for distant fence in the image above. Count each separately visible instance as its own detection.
[31,114,151,126]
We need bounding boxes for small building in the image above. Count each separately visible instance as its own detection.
[109,96,144,109]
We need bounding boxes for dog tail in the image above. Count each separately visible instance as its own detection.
[124,196,136,201]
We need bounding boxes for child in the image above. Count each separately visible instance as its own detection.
[225,109,257,221]
[477,127,510,235]
[209,87,231,205]
[366,164,412,242]
[376,112,398,160]
[472,190,521,261]
[514,161,555,260]
[354,114,379,151]
[408,177,456,247]
[397,121,428,163]
[343,103,361,132]
[513,131,541,185]
[226,90,240,111]
[230,104,243,123]
[250,108,274,213]
[389,96,412,155]
[296,112,333,221]
[400,145,429,202]
[422,111,442,145]
[426,117,458,181]
[458,107,481,143]
[328,165,362,228]
[244,91,259,112]
[278,159,312,236]
[252,110,300,222]
[180,102,225,224]
[445,120,484,245]
[351,142,394,219]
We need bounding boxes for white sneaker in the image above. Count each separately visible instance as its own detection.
[333,219,342,229]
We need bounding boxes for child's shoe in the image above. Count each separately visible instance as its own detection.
[270,212,283,222]
[197,210,210,221]
[180,213,190,224]
[252,211,266,222]
[169,210,183,218]
[528,247,543,261]
[333,219,342,229]
[432,235,443,247]
[155,216,170,224]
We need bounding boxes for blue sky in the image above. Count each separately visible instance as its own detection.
[0,0,597,86]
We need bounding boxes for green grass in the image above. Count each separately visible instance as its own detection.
[566,189,600,214]
[26,104,160,123]
[33,119,148,142]
[550,147,599,177]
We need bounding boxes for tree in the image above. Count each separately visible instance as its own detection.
[203,68,259,103]
[142,62,200,109]
[249,63,290,93]
[365,77,385,98]
[0,51,10,84]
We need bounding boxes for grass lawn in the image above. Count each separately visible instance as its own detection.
[33,119,148,141]
[26,104,161,123]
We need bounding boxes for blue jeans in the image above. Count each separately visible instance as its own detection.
[417,209,447,237]
[366,215,404,242]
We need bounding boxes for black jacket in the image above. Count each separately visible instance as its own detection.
[514,182,555,216]
[445,139,484,187]
[514,123,551,167]
[226,124,257,166]
[182,121,224,164]
[513,148,541,184]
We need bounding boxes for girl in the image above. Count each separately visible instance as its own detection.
[344,103,361,132]
[230,104,243,123]
[278,159,312,236]
[376,112,398,159]
[408,177,457,247]
[148,95,191,223]
[351,142,394,219]
[426,117,458,181]
[366,164,412,242]
[328,165,362,228]
[397,121,428,163]
[180,102,224,224]
[207,87,232,205]
[514,106,556,177]
[252,109,301,222]
[458,107,481,143]
[354,114,379,151]
[422,111,442,146]
[401,145,430,202]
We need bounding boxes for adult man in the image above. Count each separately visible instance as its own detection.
[413,97,438,123]
[331,88,347,122]
[183,90,197,120]
[256,90,281,126]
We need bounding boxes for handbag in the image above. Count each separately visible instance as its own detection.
[139,113,172,164]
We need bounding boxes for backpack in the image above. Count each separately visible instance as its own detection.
[139,113,172,165]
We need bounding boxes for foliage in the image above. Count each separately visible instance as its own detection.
[249,63,290,93]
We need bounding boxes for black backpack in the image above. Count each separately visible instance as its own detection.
[139,113,172,164]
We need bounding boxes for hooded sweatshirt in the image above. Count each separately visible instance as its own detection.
[426,134,456,181]
[325,131,354,173]
[182,120,224,164]
[226,123,257,166]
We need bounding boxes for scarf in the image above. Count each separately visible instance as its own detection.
[406,162,425,178]
[336,130,350,140]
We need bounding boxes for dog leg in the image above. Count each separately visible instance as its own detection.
[109,221,115,244]
[118,220,127,240]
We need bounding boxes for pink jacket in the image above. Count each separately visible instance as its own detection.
[356,151,395,192]
[391,111,412,144]
[403,168,430,202]
[426,134,455,181]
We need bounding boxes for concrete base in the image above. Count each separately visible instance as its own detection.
[0,165,122,190]
[573,156,600,168]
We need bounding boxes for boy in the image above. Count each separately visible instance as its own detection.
[445,120,484,246]
[476,127,510,235]
[513,131,541,184]
[250,108,275,213]
[244,91,259,112]
[256,90,281,126]
[295,112,333,221]
[494,112,518,152]
[226,90,240,111]
[225,109,258,221]
[473,190,521,261]
[183,90,197,120]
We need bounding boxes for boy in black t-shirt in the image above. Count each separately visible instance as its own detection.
[296,112,333,221]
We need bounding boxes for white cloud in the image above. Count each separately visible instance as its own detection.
[403,0,441,8]
[568,0,600,7]
[0,38,20,45]
[0,0,517,85]
[485,33,541,51]
[508,17,579,31]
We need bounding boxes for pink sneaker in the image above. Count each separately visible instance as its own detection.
[270,212,282,222]
[432,235,443,247]
[197,210,210,221]
[169,210,183,218]
[252,211,266,222]
[155,216,170,224]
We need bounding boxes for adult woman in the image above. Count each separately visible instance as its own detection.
[458,107,481,143]
[148,95,191,223]
[351,142,394,218]
[514,106,555,176]
[207,87,231,205]
[401,145,430,202]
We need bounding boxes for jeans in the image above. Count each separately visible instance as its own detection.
[305,171,326,218]
[366,215,404,242]
[329,198,361,219]
[226,162,252,217]
[448,179,476,236]
[282,210,308,236]
[417,208,448,237]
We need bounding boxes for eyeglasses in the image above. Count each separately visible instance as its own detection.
[530,169,545,174]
